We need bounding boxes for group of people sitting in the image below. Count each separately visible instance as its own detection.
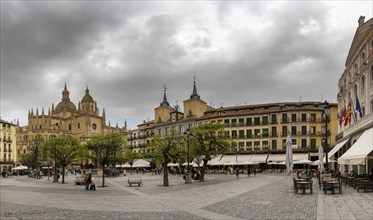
[85,173,96,191]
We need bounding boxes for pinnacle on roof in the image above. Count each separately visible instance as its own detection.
[160,85,170,107]
[190,76,200,99]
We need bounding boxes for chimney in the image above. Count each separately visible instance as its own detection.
[358,16,365,26]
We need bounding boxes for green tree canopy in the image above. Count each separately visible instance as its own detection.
[190,123,231,182]
[42,135,81,183]
[85,133,124,187]
[149,129,183,186]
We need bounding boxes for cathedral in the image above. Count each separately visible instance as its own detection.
[16,83,126,163]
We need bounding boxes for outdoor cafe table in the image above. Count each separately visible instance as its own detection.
[297,181,312,194]
[323,181,342,194]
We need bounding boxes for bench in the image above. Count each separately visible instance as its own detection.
[75,177,86,185]
[128,175,142,186]
[356,180,373,192]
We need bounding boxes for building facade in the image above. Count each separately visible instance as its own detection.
[198,102,338,154]
[16,83,126,164]
[129,79,338,160]
[0,119,17,171]
[336,16,373,174]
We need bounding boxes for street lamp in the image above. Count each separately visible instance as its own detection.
[183,128,192,184]
[323,100,330,172]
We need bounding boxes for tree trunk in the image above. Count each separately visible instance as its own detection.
[102,164,105,187]
[62,166,65,184]
[163,158,169,186]
[200,160,208,182]
[130,165,133,175]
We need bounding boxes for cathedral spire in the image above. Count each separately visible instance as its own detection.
[62,82,70,101]
[160,85,170,107]
[190,76,200,99]
[124,119,127,130]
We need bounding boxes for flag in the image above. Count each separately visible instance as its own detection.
[356,95,363,118]
[285,134,293,174]
[339,108,346,126]
[345,101,352,126]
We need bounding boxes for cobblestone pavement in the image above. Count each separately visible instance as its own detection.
[1,173,372,220]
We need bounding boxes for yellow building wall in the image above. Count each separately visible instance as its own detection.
[183,99,209,118]
[154,106,174,123]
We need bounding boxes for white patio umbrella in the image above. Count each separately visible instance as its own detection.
[318,145,324,172]
[285,134,293,192]
[294,159,313,164]
[285,134,293,174]
[224,161,238,166]
[12,165,28,170]
[268,161,278,165]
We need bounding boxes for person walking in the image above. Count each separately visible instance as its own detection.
[85,173,92,190]
[236,167,240,180]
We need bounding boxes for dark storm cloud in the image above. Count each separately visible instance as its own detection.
[0,1,371,129]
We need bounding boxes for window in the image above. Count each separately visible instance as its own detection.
[262,128,269,137]
[311,139,317,149]
[271,114,277,124]
[254,141,260,149]
[361,75,365,96]
[179,125,184,134]
[246,141,252,148]
[291,126,297,135]
[301,126,307,135]
[282,139,286,148]
[310,126,316,135]
[272,140,277,150]
[254,129,260,137]
[291,114,297,122]
[246,129,252,138]
[301,139,307,148]
[224,119,230,125]
[262,141,269,149]
[239,118,244,124]
[292,139,297,145]
[254,117,261,125]
[158,129,161,135]
[165,127,170,135]
[282,126,287,136]
[78,123,80,129]
[262,116,269,125]
[282,113,288,123]
[246,118,252,126]
[239,142,245,150]
[231,119,237,125]
[271,127,277,136]
[310,114,316,122]
[239,130,245,138]
[232,130,237,138]
[301,113,307,122]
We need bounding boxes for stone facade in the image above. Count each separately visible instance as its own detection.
[16,83,127,164]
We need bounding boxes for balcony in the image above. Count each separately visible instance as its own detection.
[3,138,12,143]
[270,120,278,124]
[0,159,15,165]
[343,114,373,138]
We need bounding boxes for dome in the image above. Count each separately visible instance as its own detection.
[55,100,77,111]
[55,83,77,111]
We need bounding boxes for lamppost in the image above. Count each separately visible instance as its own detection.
[53,146,58,182]
[323,100,330,173]
[184,128,192,184]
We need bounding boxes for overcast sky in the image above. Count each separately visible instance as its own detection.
[1,1,372,129]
